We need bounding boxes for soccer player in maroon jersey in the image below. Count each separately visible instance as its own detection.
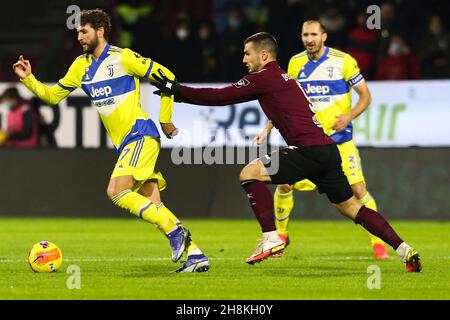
[152,32,422,272]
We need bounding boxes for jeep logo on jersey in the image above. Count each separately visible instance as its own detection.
[90,85,113,98]
[304,83,330,95]
[233,78,250,88]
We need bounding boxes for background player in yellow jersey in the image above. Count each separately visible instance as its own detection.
[255,20,389,260]
[12,9,209,273]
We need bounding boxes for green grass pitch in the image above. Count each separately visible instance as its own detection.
[0,218,449,299]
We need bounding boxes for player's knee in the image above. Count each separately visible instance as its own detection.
[239,166,256,182]
[277,184,292,194]
[106,185,127,199]
[334,196,362,220]
[240,159,272,183]
[351,182,367,199]
[106,186,116,199]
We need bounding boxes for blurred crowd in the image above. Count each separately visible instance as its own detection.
[0,0,449,149]
[2,0,450,82]
[110,0,450,82]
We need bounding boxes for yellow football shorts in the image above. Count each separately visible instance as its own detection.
[111,136,167,192]
[293,140,366,191]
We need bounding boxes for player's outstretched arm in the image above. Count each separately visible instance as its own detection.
[13,55,74,106]
[151,68,256,107]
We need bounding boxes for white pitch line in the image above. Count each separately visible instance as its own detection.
[1,256,450,263]
[0,257,234,263]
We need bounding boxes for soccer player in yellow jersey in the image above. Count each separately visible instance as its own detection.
[255,20,389,260]
[12,9,209,273]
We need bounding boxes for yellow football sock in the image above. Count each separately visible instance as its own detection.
[186,240,202,255]
[274,188,294,236]
[111,189,176,234]
[157,202,181,225]
[156,203,202,256]
[359,192,385,246]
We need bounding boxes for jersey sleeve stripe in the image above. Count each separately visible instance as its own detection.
[143,60,154,78]
[57,82,76,92]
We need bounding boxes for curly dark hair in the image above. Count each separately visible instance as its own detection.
[80,9,112,40]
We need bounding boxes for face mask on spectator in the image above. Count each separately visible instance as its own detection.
[228,18,241,29]
[176,27,189,40]
[388,42,402,55]
[2,100,15,109]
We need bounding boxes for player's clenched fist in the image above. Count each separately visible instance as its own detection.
[12,55,32,79]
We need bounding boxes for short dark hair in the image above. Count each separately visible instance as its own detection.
[80,9,112,40]
[1,87,21,101]
[244,32,278,58]
[302,20,327,34]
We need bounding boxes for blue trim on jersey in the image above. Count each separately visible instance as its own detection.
[297,47,330,79]
[299,79,350,97]
[57,82,75,92]
[330,123,353,144]
[116,119,160,155]
[82,44,111,82]
[143,60,154,78]
[82,75,136,101]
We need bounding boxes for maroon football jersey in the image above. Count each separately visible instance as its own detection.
[179,61,334,147]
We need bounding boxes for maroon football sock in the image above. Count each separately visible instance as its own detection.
[354,206,403,250]
[241,180,276,232]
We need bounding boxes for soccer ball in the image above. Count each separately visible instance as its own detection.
[28,241,63,273]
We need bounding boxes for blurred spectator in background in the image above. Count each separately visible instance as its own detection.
[116,0,162,58]
[377,2,396,62]
[390,0,423,40]
[266,0,307,69]
[319,6,347,49]
[212,0,242,34]
[241,0,269,33]
[0,0,449,83]
[376,34,422,80]
[0,87,39,148]
[218,8,250,81]
[165,12,202,82]
[346,12,378,79]
[419,15,450,79]
[29,97,58,147]
[197,21,220,82]
[161,0,213,36]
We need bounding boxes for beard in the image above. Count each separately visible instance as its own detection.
[83,35,99,54]
[305,42,323,55]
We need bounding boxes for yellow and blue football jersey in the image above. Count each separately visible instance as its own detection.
[21,44,175,154]
[287,47,364,143]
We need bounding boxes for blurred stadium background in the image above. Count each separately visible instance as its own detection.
[0,0,449,220]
